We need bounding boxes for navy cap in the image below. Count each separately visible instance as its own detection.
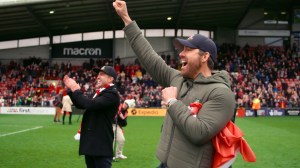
[174,34,217,62]
[93,66,117,80]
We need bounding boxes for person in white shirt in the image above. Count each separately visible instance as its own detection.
[62,94,73,125]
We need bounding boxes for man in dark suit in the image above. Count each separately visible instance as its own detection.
[63,66,120,168]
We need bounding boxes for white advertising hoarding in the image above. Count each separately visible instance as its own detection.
[0,107,55,115]
[238,30,290,37]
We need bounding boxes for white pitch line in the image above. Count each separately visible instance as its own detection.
[0,126,43,137]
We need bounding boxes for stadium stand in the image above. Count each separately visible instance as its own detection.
[0,45,299,110]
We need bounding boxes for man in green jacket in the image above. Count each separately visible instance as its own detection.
[113,1,235,167]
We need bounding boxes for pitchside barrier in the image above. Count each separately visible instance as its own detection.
[240,107,300,117]
[71,106,167,116]
[1,106,299,117]
[126,107,300,117]
[0,106,55,115]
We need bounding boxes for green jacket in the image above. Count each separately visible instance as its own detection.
[124,21,235,168]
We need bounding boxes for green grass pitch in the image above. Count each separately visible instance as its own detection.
[0,114,299,168]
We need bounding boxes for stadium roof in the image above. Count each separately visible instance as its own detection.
[0,0,299,42]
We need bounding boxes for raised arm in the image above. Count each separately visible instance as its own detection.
[113,0,132,26]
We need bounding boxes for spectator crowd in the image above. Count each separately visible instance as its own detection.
[0,43,299,110]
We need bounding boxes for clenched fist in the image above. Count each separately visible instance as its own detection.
[113,0,132,26]
[162,86,178,103]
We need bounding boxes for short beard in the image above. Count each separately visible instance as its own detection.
[182,63,201,79]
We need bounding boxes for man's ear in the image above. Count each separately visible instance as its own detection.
[110,76,115,83]
[201,52,210,63]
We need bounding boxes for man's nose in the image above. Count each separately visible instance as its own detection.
[179,51,185,58]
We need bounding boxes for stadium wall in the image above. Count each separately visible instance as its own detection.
[215,27,236,44]
[235,8,290,47]
[238,8,289,30]
[0,37,176,66]
[114,37,175,65]
[0,45,49,64]
[292,24,300,31]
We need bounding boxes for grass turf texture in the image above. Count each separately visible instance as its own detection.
[0,114,299,168]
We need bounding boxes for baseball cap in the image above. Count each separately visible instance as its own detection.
[174,34,217,62]
[93,66,117,80]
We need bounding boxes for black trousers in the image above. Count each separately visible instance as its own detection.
[62,111,72,124]
[254,109,258,117]
[85,155,112,168]
[157,163,167,168]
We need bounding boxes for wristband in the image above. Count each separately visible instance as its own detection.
[167,98,177,107]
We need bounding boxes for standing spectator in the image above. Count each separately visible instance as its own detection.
[32,95,39,107]
[0,95,4,106]
[62,94,73,125]
[53,95,63,123]
[64,66,120,168]
[113,99,135,159]
[252,94,261,117]
[113,1,235,168]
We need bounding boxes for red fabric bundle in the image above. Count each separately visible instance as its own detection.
[212,121,256,168]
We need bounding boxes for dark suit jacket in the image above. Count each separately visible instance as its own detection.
[68,86,120,156]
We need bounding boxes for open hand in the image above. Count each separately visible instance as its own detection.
[63,75,80,92]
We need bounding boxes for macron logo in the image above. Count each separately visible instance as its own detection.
[63,48,102,56]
